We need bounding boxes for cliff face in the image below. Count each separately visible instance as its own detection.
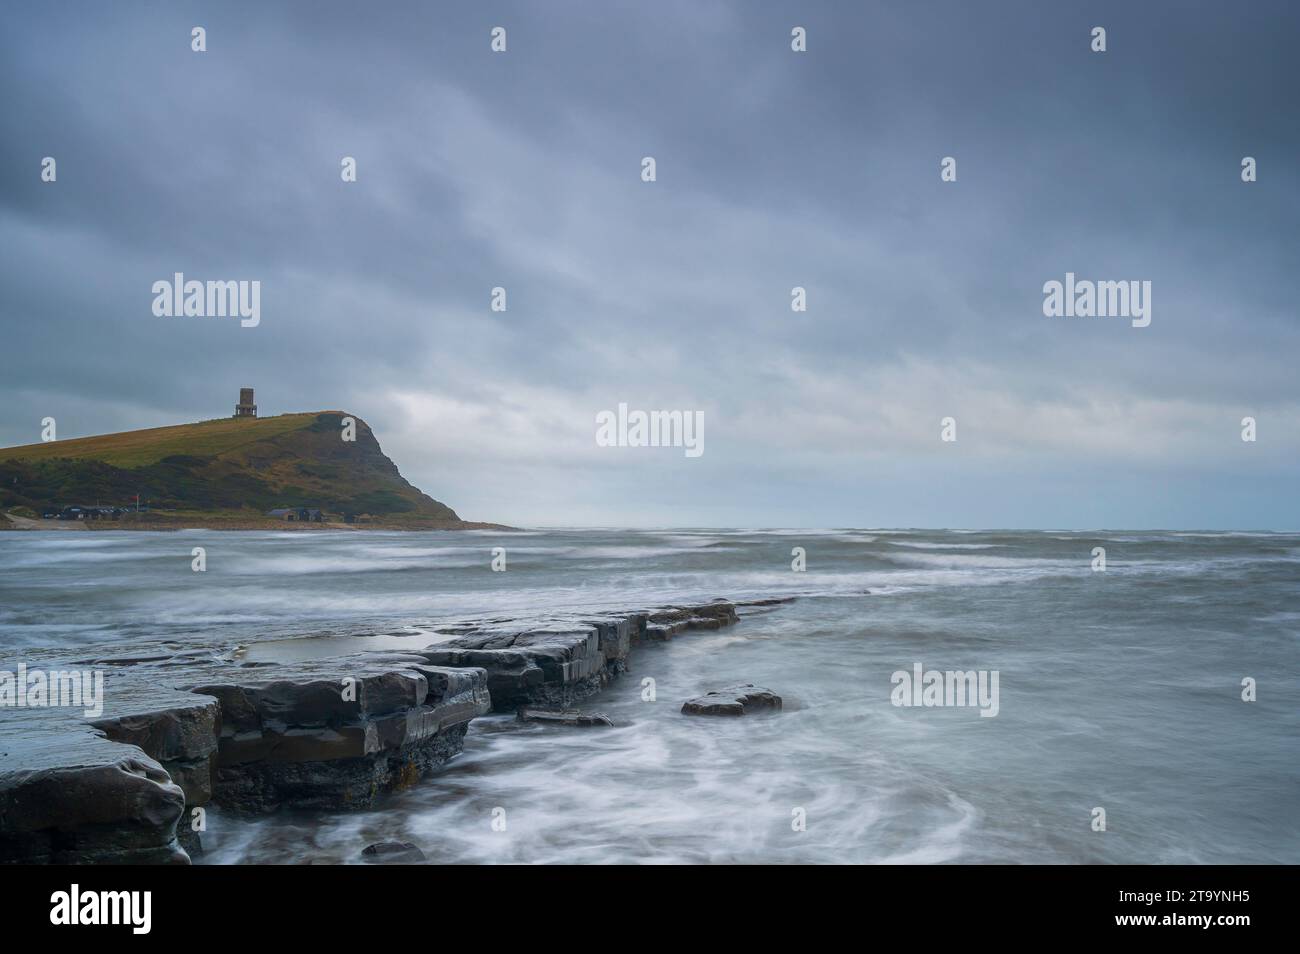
[0,412,464,523]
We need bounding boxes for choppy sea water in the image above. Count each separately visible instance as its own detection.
[2,527,1297,864]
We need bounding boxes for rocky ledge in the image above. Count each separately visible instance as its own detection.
[517,706,614,727]
[0,599,754,864]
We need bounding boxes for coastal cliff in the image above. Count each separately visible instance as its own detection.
[0,412,497,529]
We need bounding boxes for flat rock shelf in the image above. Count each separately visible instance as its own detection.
[0,599,758,864]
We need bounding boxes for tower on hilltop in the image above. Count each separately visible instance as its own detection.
[234,388,257,418]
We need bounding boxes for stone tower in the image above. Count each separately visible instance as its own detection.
[234,388,257,418]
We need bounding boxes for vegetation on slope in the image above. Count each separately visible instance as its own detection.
[0,412,465,525]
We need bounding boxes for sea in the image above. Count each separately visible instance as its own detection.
[1,527,1296,864]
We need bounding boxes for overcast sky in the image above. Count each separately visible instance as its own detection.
[2,1,1297,529]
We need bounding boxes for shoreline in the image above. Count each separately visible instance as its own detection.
[0,597,789,864]
[1,511,514,532]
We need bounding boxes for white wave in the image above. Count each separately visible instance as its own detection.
[887,541,1001,550]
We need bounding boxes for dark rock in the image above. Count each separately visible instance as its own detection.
[90,694,220,805]
[640,601,739,642]
[1,597,764,862]
[419,603,740,710]
[420,627,610,710]
[517,707,614,727]
[176,824,203,858]
[362,841,426,864]
[0,723,189,864]
[213,722,470,813]
[194,664,490,813]
[681,685,783,716]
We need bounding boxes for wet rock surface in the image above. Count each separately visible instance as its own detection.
[0,718,190,865]
[644,601,738,641]
[0,599,749,863]
[681,684,783,716]
[191,663,489,813]
[362,841,427,863]
[517,706,614,727]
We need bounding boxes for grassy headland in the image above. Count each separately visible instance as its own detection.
[0,412,502,530]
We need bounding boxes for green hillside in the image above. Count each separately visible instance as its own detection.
[0,412,469,525]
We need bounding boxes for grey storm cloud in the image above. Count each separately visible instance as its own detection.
[1,0,1297,528]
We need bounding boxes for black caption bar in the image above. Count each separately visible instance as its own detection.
[0,864,1280,941]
